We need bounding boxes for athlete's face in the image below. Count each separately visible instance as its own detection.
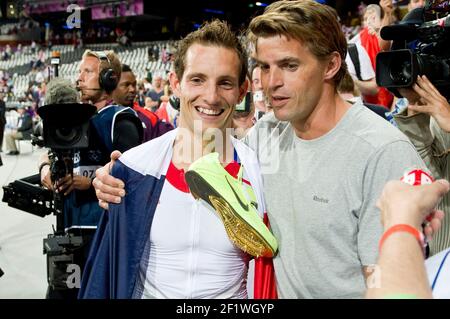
[170,44,247,134]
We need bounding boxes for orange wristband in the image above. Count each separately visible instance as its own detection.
[379,224,425,255]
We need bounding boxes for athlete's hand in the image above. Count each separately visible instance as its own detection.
[93,150,125,210]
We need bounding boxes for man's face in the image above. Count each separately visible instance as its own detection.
[252,66,266,112]
[363,9,381,34]
[77,56,102,103]
[252,67,263,92]
[153,77,162,89]
[170,43,247,134]
[409,0,425,11]
[112,71,137,107]
[256,35,329,125]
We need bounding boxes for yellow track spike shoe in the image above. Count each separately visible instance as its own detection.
[185,152,278,258]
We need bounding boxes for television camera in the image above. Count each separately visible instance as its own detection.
[376,0,450,98]
[2,102,96,292]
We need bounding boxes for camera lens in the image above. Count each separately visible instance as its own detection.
[54,127,81,146]
[390,59,412,85]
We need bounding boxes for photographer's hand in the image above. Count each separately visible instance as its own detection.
[408,75,450,132]
[56,174,92,196]
[39,153,53,190]
[93,150,125,210]
[40,165,53,190]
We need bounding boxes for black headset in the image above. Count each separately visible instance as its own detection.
[96,51,118,93]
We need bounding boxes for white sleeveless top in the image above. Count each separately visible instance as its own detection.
[134,161,250,299]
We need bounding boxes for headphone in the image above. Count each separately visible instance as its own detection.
[96,51,118,93]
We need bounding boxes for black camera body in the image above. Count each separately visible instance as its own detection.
[376,6,450,98]
[2,174,54,217]
[44,233,84,291]
[37,103,94,150]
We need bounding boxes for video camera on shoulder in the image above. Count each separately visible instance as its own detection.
[376,0,450,98]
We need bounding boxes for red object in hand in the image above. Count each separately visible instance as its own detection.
[400,169,434,186]
[400,169,435,250]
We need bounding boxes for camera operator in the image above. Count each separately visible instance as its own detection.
[43,50,143,196]
[393,75,450,256]
[76,50,143,152]
[39,51,143,299]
